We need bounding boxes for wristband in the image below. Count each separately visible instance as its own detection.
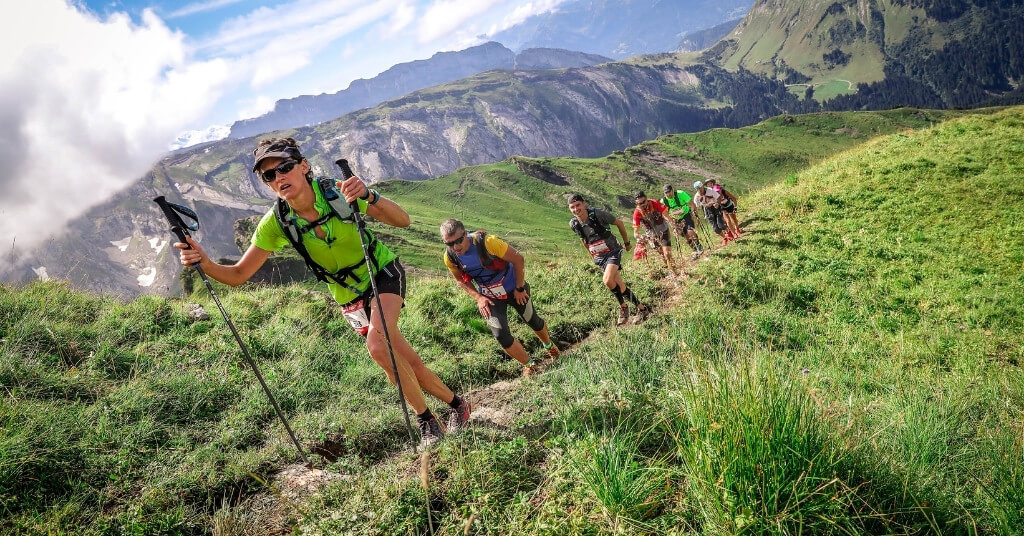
[367,189,380,205]
[359,188,371,200]
[515,286,525,293]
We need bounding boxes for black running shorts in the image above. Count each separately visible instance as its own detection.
[593,248,623,270]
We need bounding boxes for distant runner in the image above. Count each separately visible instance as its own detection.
[631,191,681,278]
[440,219,560,377]
[705,179,742,238]
[660,183,704,260]
[694,181,733,246]
[567,193,651,325]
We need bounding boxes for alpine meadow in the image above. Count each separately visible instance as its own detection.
[3,106,1023,534]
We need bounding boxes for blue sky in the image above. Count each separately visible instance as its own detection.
[78,0,568,128]
[1,0,568,253]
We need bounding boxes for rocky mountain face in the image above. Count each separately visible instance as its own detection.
[5,54,808,296]
[491,0,753,58]
[675,18,743,52]
[704,0,1024,108]
[228,43,612,139]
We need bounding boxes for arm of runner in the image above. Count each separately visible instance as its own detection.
[445,259,494,318]
[174,238,271,287]
[614,218,632,250]
[724,188,739,205]
[500,245,529,305]
[632,223,642,244]
[338,176,410,228]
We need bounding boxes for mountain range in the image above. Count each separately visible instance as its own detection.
[228,43,612,140]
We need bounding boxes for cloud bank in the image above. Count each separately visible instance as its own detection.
[0,1,232,255]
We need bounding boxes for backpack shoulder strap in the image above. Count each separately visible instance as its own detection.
[275,199,327,283]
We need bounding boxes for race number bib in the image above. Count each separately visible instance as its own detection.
[479,280,508,300]
[342,299,371,337]
[587,239,611,256]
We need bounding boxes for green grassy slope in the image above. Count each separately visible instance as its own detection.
[379,108,963,270]
[2,107,1022,534]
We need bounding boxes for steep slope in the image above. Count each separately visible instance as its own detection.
[705,0,1024,107]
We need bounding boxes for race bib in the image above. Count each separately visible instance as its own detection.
[587,239,611,256]
[342,299,370,336]
[479,280,508,300]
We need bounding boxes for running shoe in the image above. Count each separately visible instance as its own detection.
[523,358,540,377]
[447,396,472,432]
[632,304,651,325]
[721,237,729,246]
[543,342,561,360]
[616,304,630,326]
[691,251,700,260]
[418,415,445,449]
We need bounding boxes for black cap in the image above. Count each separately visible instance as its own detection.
[566,193,585,204]
[663,184,673,193]
[633,190,646,200]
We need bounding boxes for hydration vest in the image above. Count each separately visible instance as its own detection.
[273,177,378,295]
[445,231,508,284]
[570,208,612,243]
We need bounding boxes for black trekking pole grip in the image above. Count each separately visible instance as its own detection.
[335,159,363,213]
[154,196,200,268]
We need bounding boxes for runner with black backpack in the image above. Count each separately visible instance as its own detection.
[567,193,651,326]
[173,137,469,449]
[440,219,559,376]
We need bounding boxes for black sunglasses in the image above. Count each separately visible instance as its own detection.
[444,233,466,247]
[260,160,298,183]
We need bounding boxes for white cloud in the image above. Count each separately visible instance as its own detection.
[417,0,505,43]
[0,1,234,253]
[238,95,277,119]
[487,0,567,35]
[196,0,403,88]
[382,1,417,38]
[167,0,247,19]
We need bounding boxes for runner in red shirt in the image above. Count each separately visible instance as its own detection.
[631,191,681,279]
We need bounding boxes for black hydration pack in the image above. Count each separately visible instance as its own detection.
[273,177,378,294]
[570,208,612,242]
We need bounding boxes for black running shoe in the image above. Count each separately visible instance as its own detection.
[447,397,472,432]
[418,415,445,449]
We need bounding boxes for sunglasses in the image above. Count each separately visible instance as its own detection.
[444,233,467,247]
[260,160,298,183]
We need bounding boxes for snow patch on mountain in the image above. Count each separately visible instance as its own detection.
[111,237,132,252]
[137,267,157,287]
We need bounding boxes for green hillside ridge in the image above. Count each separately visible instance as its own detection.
[3,107,1023,534]
[359,107,963,271]
[707,0,1024,109]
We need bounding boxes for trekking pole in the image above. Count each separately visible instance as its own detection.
[335,159,419,452]
[153,196,310,466]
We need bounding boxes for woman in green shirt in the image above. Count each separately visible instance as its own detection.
[174,137,469,447]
